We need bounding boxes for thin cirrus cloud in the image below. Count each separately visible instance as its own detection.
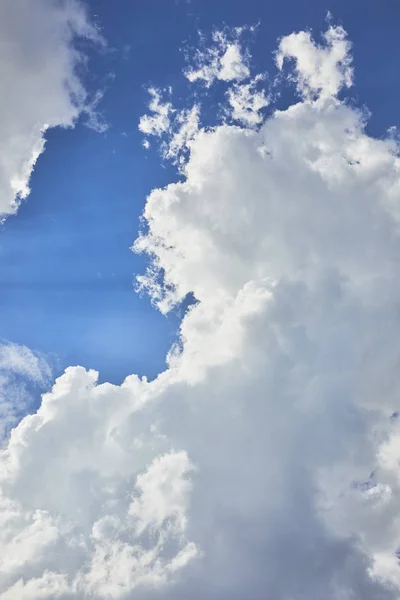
[2,11,400,600]
[0,343,51,445]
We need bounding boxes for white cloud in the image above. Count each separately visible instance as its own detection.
[184,28,251,87]
[134,23,400,597]
[138,88,174,137]
[129,451,194,536]
[3,20,400,600]
[166,105,200,162]
[226,74,270,126]
[276,25,353,100]
[0,367,198,598]
[139,89,200,167]
[0,0,102,217]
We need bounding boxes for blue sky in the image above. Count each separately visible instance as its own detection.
[1,0,399,386]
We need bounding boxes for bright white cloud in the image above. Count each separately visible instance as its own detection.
[0,0,102,217]
[276,25,353,100]
[138,87,174,137]
[184,28,251,86]
[3,20,400,600]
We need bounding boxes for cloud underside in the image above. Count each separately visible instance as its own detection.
[2,17,400,600]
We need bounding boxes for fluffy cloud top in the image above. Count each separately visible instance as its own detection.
[3,19,400,600]
[0,0,102,217]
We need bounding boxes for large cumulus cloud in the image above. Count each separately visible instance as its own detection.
[2,20,400,600]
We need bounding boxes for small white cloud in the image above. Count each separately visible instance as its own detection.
[139,88,200,167]
[276,25,353,100]
[184,28,251,87]
[138,87,174,137]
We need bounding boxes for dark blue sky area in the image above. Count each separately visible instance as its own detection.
[0,0,399,385]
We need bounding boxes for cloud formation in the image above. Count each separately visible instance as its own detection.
[0,0,102,217]
[184,27,252,86]
[276,24,353,99]
[3,19,400,600]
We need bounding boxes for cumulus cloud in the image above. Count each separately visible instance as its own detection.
[3,20,400,600]
[276,24,353,99]
[0,367,198,598]
[0,0,102,217]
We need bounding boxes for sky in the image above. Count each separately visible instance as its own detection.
[1,1,400,599]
